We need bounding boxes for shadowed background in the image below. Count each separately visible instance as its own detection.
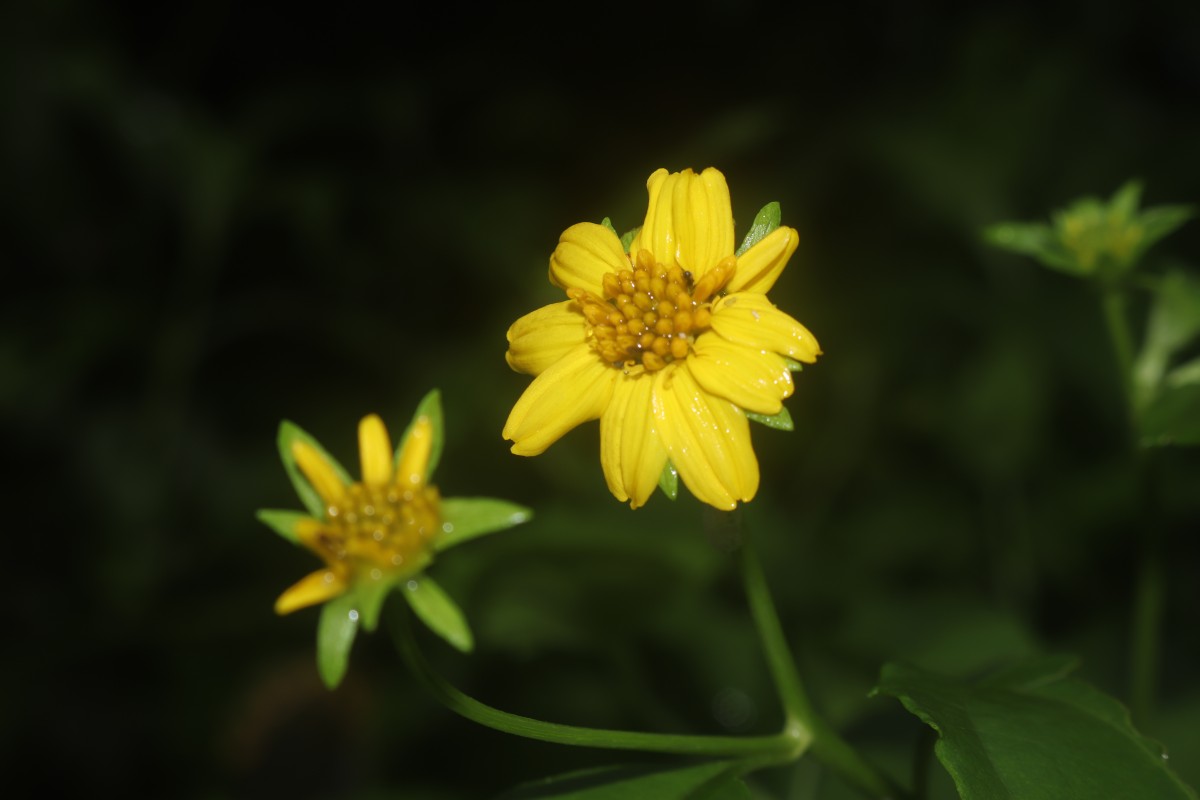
[5,1,1199,797]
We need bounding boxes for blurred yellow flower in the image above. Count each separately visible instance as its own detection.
[275,414,439,614]
[503,168,820,510]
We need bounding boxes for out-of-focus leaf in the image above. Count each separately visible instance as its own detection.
[876,661,1197,799]
[278,420,352,519]
[437,497,532,551]
[984,222,1081,275]
[255,508,309,544]
[317,592,359,689]
[495,761,748,800]
[1138,205,1196,259]
[1134,270,1200,401]
[403,575,473,653]
[1139,384,1200,446]
[659,459,679,501]
[736,201,781,257]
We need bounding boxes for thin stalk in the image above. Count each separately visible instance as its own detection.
[391,609,802,761]
[740,538,905,799]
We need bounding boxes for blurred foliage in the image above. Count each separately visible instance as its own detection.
[4,1,1200,798]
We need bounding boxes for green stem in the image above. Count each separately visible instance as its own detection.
[740,537,905,799]
[1100,287,1136,422]
[391,609,802,761]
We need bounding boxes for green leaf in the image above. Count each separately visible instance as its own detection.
[1138,205,1196,256]
[984,222,1082,275]
[353,576,398,633]
[783,358,804,372]
[601,217,618,237]
[278,420,352,519]
[735,201,781,257]
[397,389,445,481]
[316,592,359,689]
[255,509,310,544]
[658,460,678,501]
[1109,180,1143,221]
[620,226,641,253]
[436,497,532,551]
[875,661,1197,799]
[403,575,473,653]
[495,761,747,800]
[745,406,794,431]
[1139,383,1200,446]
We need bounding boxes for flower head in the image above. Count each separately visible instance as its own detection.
[503,168,820,510]
[259,390,531,687]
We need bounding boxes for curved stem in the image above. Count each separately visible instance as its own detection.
[391,608,803,761]
[740,534,905,799]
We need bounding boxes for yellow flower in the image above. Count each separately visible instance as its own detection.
[503,168,820,510]
[273,413,440,615]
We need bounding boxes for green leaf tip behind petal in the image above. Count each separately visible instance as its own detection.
[397,389,445,480]
[783,357,804,372]
[736,201,782,257]
[277,420,352,519]
[619,226,641,253]
[317,593,359,689]
[437,497,532,551]
[600,217,618,237]
[256,508,309,544]
[746,406,794,431]
[404,575,474,653]
[658,460,679,501]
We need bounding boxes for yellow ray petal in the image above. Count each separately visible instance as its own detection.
[652,365,759,510]
[710,293,822,363]
[632,168,735,277]
[503,344,618,456]
[358,414,393,486]
[396,417,433,488]
[549,222,629,296]
[687,336,794,415]
[292,440,347,507]
[274,568,348,615]
[727,226,799,294]
[505,300,587,376]
[600,372,669,508]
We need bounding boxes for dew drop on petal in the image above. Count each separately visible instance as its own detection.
[442,522,454,534]
[348,609,359,622]
[406,579,419,591]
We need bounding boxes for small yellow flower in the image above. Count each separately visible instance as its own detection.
[274,413,440,615]
[503,168,821,510]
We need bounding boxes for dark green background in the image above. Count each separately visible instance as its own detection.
[5,2,1199,797]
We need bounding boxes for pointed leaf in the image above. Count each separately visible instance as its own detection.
[735,201,781,257]
[354,576,397,633]
[745,406,794,431]
[496,761,746,800]
[783,358,804,373]
[984,222,1082,275]
[876,661,1197,799]
[658,459,678,501]
[436,497,531,551]
[600,217,618,237]
[1139,383,1200,447]
[256,509,310,544]
[403,575,473,653]
[1134,270,1200,403]
[397,389,445,481]
[278,420,352,519]
[620,226,641,253]
[316,592,359,689]
[1138,205,1195,255]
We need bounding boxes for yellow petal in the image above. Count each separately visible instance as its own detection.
[652,365,759,510]
[292,440,347,507]
[549,222,629,295]
[358,414,393,486]
[396,417,433,488]
[727,226,799,294]
[600,372,668,508]
[632,168,735,277]
[687,336,794,415]
[709,293,822,363]
[503,344,618,456]
[274,568,347,615]
[505,300,587,376]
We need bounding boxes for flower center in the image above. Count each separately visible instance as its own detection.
[317,482,440,577]
[569,249,736,372]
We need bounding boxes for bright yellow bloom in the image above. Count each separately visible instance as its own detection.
[503,167,821,510]
[275,414,440,614]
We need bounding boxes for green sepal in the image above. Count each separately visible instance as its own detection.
[316,592,359,689]
[984,222,1081,275]
[658,460,679,501]
[736,201,782,257]
[278,420,352,519]
[255,509,310,544]
[745,406,794,431]
[403,575,474,653]
[620,226,641,253]
[496,761,748,800]
[600,217,618,237]
[353,574,406,633]
[396,389,445,482]
[436,497,532,552]
[784,357,804,372]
